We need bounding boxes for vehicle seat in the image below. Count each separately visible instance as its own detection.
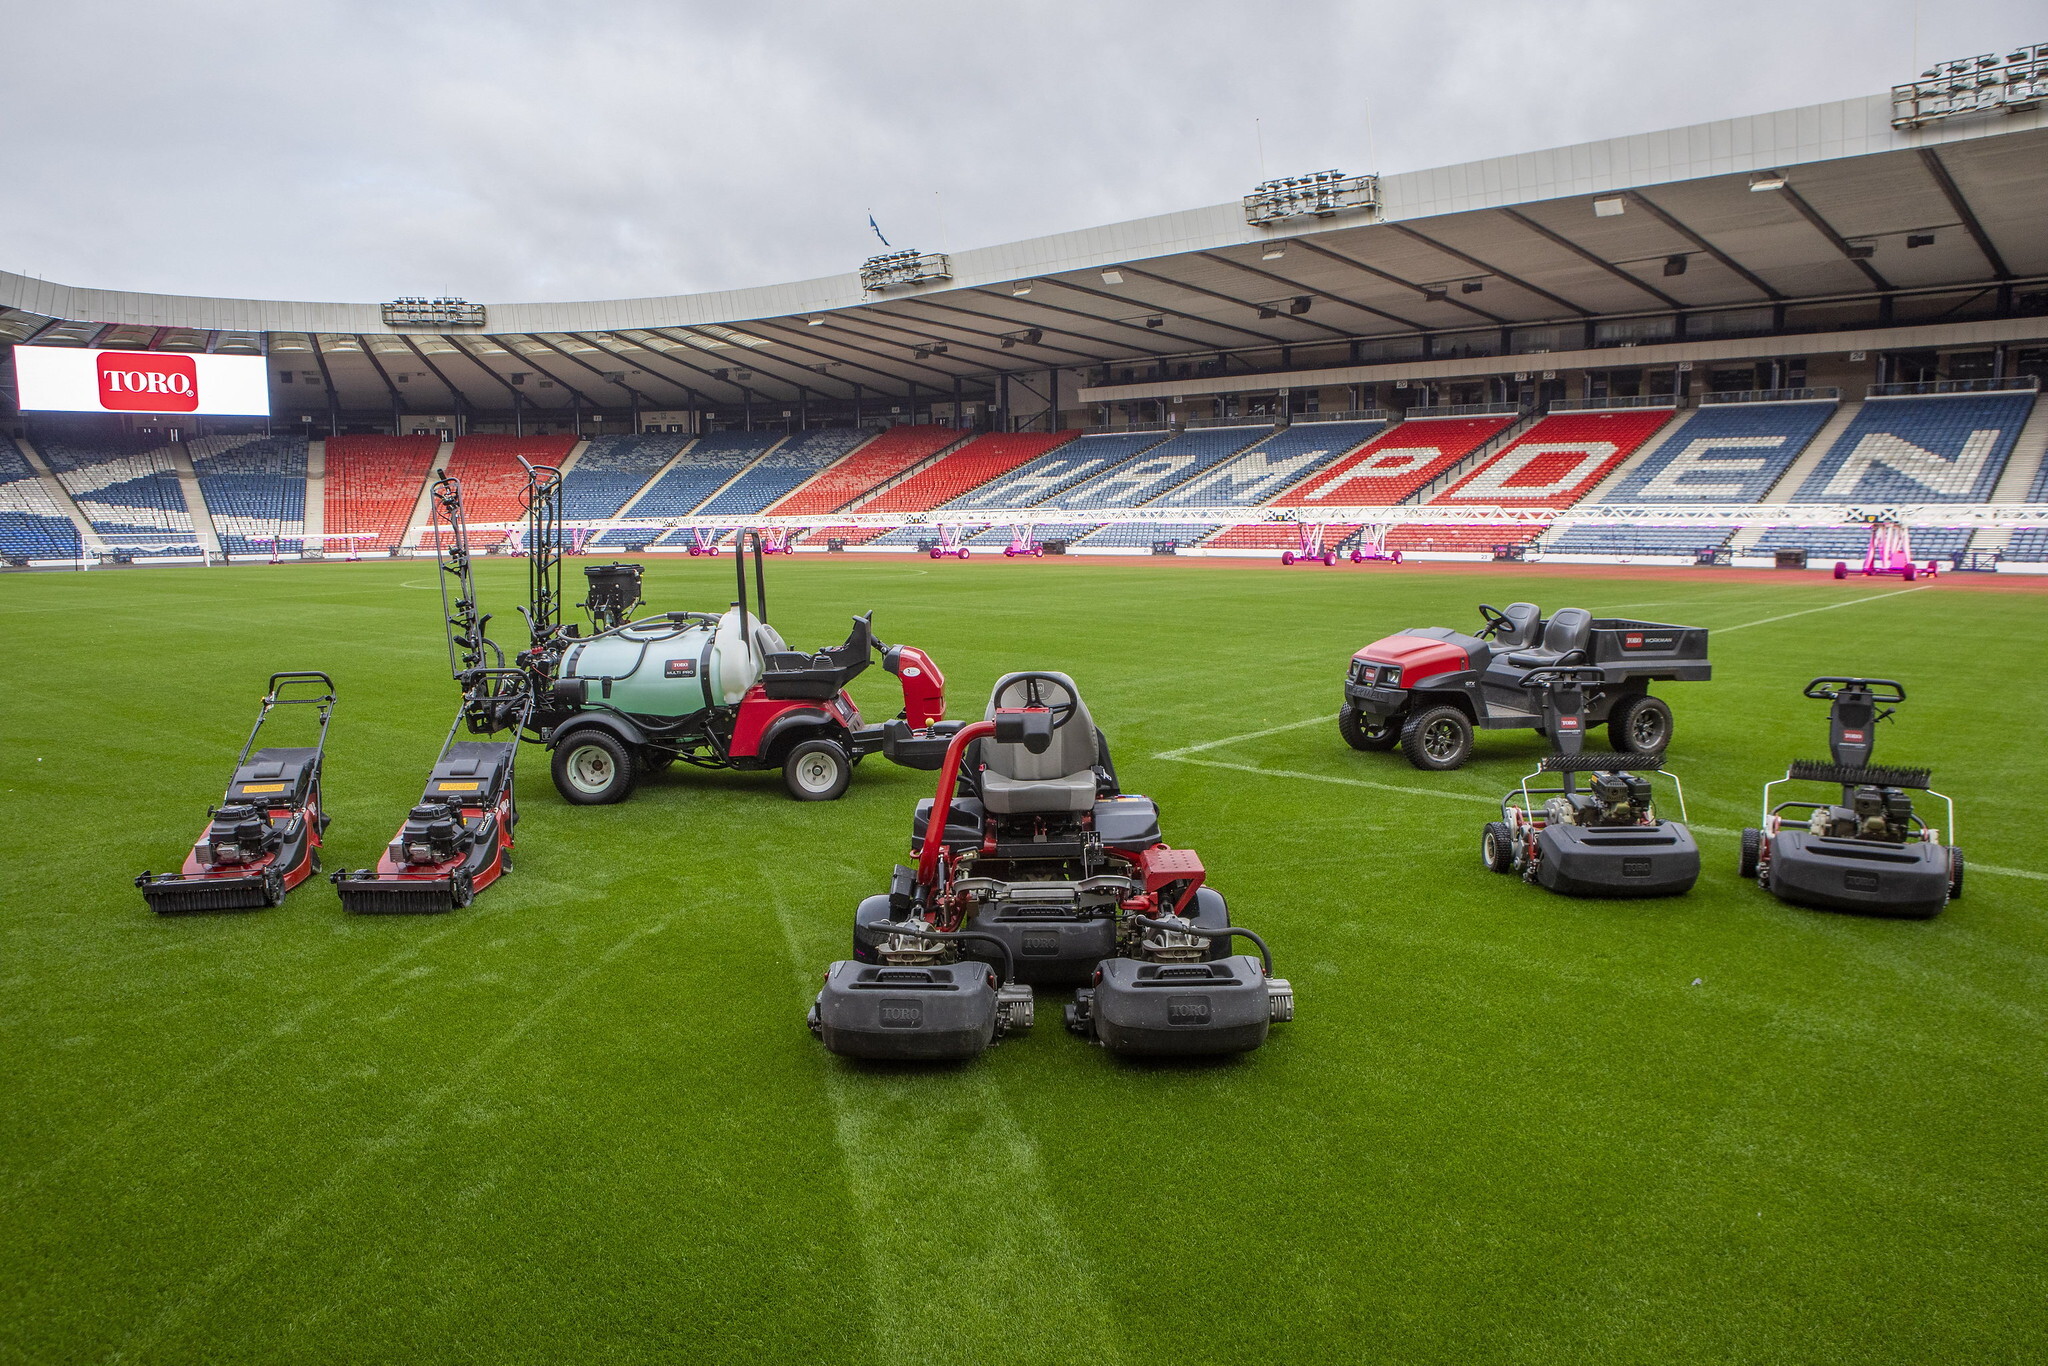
[980,672,1100,814]
[1495,602,1541,650]
[1505,607,1592,668]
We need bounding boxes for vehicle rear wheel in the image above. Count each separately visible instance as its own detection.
[1739,827,1762,879]
[783,738,852,801]
[1949,847,1964,900]
[1337,704,1398,751]
[1481,822,1515,873]
[1610,694,1673,754]
[1401,705,1472,771]
[552,730,637,805]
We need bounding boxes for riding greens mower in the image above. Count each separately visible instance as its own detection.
[136,672,335,913]
[809,672,1292,1060]
[1740,678,1962,919]
[1479,667,1699,897]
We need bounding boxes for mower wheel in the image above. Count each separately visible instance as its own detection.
[1949,847,1964,900]
[263,868,286,907]
[552,729,637,805]
[1609,694,1673,753]
[1401,705,1472,771]
[1481,822,1515,874]
[783,738,852,801]
[1739,827,1762,880]
[1337,704,1398,751]
[451,870,475,909]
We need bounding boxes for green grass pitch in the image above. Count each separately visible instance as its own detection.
[2,556,2043,1365]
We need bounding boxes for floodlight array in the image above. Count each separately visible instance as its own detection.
[1242,170,1381,226]
[1891,43,2047,128]
[381,296,487,327]
[860,250,953,291]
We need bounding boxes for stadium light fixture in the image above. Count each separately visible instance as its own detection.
[860,249,952,292]
[1242,170,1381,226]
[806,315,826,326]
[1749,171,1787,192]
[1258,307,1279,319]
[1663,254,1689,276]
[1000,337,1016,349]
[1011,281,1033,296]
[1289,296,1312,314]
[1261,244,1287,261]
[1100,270,1124,285]
[1422,288,1448,304]
[1845,241,1876,260]
[1894,45,2048,128]
[1025,329,1042,345]
[1145,316,1165,328]
[1906,233,1936,248]
[1460,281,1484,294]
[1592,197,1625,217]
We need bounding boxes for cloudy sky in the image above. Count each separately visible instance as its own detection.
[0,0,2036,304]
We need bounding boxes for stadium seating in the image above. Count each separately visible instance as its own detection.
[37,433,198,554]
[560,433,686,522]
[1386,525,1544,554]
[1432,409,1672,508]
[1752,525,1974,561]
[1279,416,1515,506]
[2004,528,2048,561]
[948,431,1169,510]
[1202,523,1361,552]
[1153,421,1385,510]
[849,431,1075,513]
[1073,521,1221,548]
[0,434,82,559]
[190,434,308,555]
[431,435,578,542]
[324,436,441,551]
[961,521,1101,548]
[1545,525,1736,556]
[596,430,779,543]
[1789,392,2033,503]
[766,425,957,516]
[1604,401,1836,502]
[697,428,869,516]
[1046,426,1267,509]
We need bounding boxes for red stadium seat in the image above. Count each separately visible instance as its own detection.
[323,436,442,550]
[1278,416,1515,505]
[850,431,1077,513]
[1430,410,1672,509]
[766,426,959,516]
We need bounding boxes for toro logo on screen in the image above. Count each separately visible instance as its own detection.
[97,352,199,412]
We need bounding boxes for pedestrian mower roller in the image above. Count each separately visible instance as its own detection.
[136,672,336,913]
[1740,678,1962,919]
[1479,667,1700,897]
[809,672,1292,1061]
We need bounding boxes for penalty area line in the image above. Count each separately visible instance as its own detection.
[1155,712,1340,760]
[1717,585,1927,634]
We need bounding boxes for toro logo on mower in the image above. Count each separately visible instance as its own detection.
[1842,729,1866,743]
[1559,716,1580,730]
[97,352,199,412]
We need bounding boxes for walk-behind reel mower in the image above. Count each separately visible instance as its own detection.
[808,672,1292,1061]
[332,670,535,914]
[136,672,336,913]
[1740,678,1962,919]
[1479,667,1699,897]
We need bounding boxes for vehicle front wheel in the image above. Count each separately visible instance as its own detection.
[1337,704,1399,751]
[552,729,638,805]
[1481,821,1516,873]
[1400,705,1473,771]
[1610,694,1673,754]
[783,738,852,801]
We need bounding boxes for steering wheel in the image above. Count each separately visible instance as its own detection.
[1475,603,1510,639]
[996,672,1079,730]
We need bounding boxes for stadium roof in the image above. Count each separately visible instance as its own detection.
[3,90,2044,416]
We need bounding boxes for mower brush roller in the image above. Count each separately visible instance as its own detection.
[1479,667,1701,898]
[136,672,335,914]
[1339,602,1710,770]
[810,671,1292,1062]
[1741,677,1962,919]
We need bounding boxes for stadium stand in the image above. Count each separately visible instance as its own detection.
[1545,525,1736,557]
[2005,528,2048,561]
[766,425,957,516]
[1279,416,1515,506]
[697,428,869,517]
[1789,392,2035,503]
[1432,409,1673,508]
[1046,425,1267,509]
[324,436,441,551]
[190,433,308,555]
[1202,522,1362,552]
[0,434,82,559]
[560,433,687,522]
[962,521,1102,548]
[1603,401,1837,503]
[1073,521,1221,549]
[1387,525,1544,555]
[597,430,778,544]
[1754,525,1975,561]
[37,433,197,554]
[433,435,578,541]
[849,430,1075,514]
[1154,420,1386,510]
[949,431,1170,510]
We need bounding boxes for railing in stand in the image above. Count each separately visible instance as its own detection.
[1701,387,1842,405]
[1867,377,2041,397]
[1546,395,1683,412]
[1398,401,1525,419]
[1289,408,1390,424]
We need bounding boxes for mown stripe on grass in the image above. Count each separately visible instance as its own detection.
[770,891,1125,1366]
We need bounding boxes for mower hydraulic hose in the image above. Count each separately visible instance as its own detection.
[877,922,1017,986]
[1144,921,1274,975]
[916,719,997,887]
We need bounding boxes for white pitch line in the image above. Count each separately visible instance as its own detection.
[1716,585,1928,633]
[1155,712,1340,759]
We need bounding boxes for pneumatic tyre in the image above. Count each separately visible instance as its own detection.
[1949,847,1964,900]
[552,729,638,805]
[1401,705,1473,771]
[1739,827,1762,880]
[1338,704,1399,752]
[1481,822,1516,874]
[1609,694,1673,754]
[783,738,852,801]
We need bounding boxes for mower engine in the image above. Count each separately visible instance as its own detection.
[391,800,472,866]
[1809,784,1916,843]
[201,804,283,867]
[1544,770,1654,829]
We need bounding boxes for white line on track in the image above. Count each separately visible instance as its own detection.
[102,908,684,1365]
[1716,585,1928,633]
[768,888,1125,1366]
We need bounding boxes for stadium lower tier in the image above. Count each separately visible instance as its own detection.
[1545,526,1736,556]
[1386,526,1546,554]
[1751,525,1976,560]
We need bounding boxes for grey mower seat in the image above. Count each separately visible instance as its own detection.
[1494,602,1541,651]
[979,672,1100,814]
[1505,607,1593,668]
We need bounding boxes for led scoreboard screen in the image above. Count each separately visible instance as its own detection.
[12,346,271,416]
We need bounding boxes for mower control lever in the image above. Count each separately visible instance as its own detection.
[1804,677,1907,704]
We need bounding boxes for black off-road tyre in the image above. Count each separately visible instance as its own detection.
[1610,694,1674,754]
[1401,705,1473,771]
[1481,822,1517,873]
[1338,704,1399,752]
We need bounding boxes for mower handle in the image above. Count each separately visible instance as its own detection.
[266,672,336,702]
[1805,677,1906,704]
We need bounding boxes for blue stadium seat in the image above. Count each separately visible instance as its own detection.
[594,431,777,544]
[696,428,869,516]
[1790,393,2032,503]
[2004,528,2048,561]
[947,432,1168,510]
[1072,521,1222,548]
[1048,426,1266,509]
[561,434,685,522]
[38,433,199,555]
[1153,421,1385,509]
[1605,401,1835,503]
[190,434,308,555]
[1753,525,1974,559]
[0,434,82,559]
[1546,525,1735,556]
